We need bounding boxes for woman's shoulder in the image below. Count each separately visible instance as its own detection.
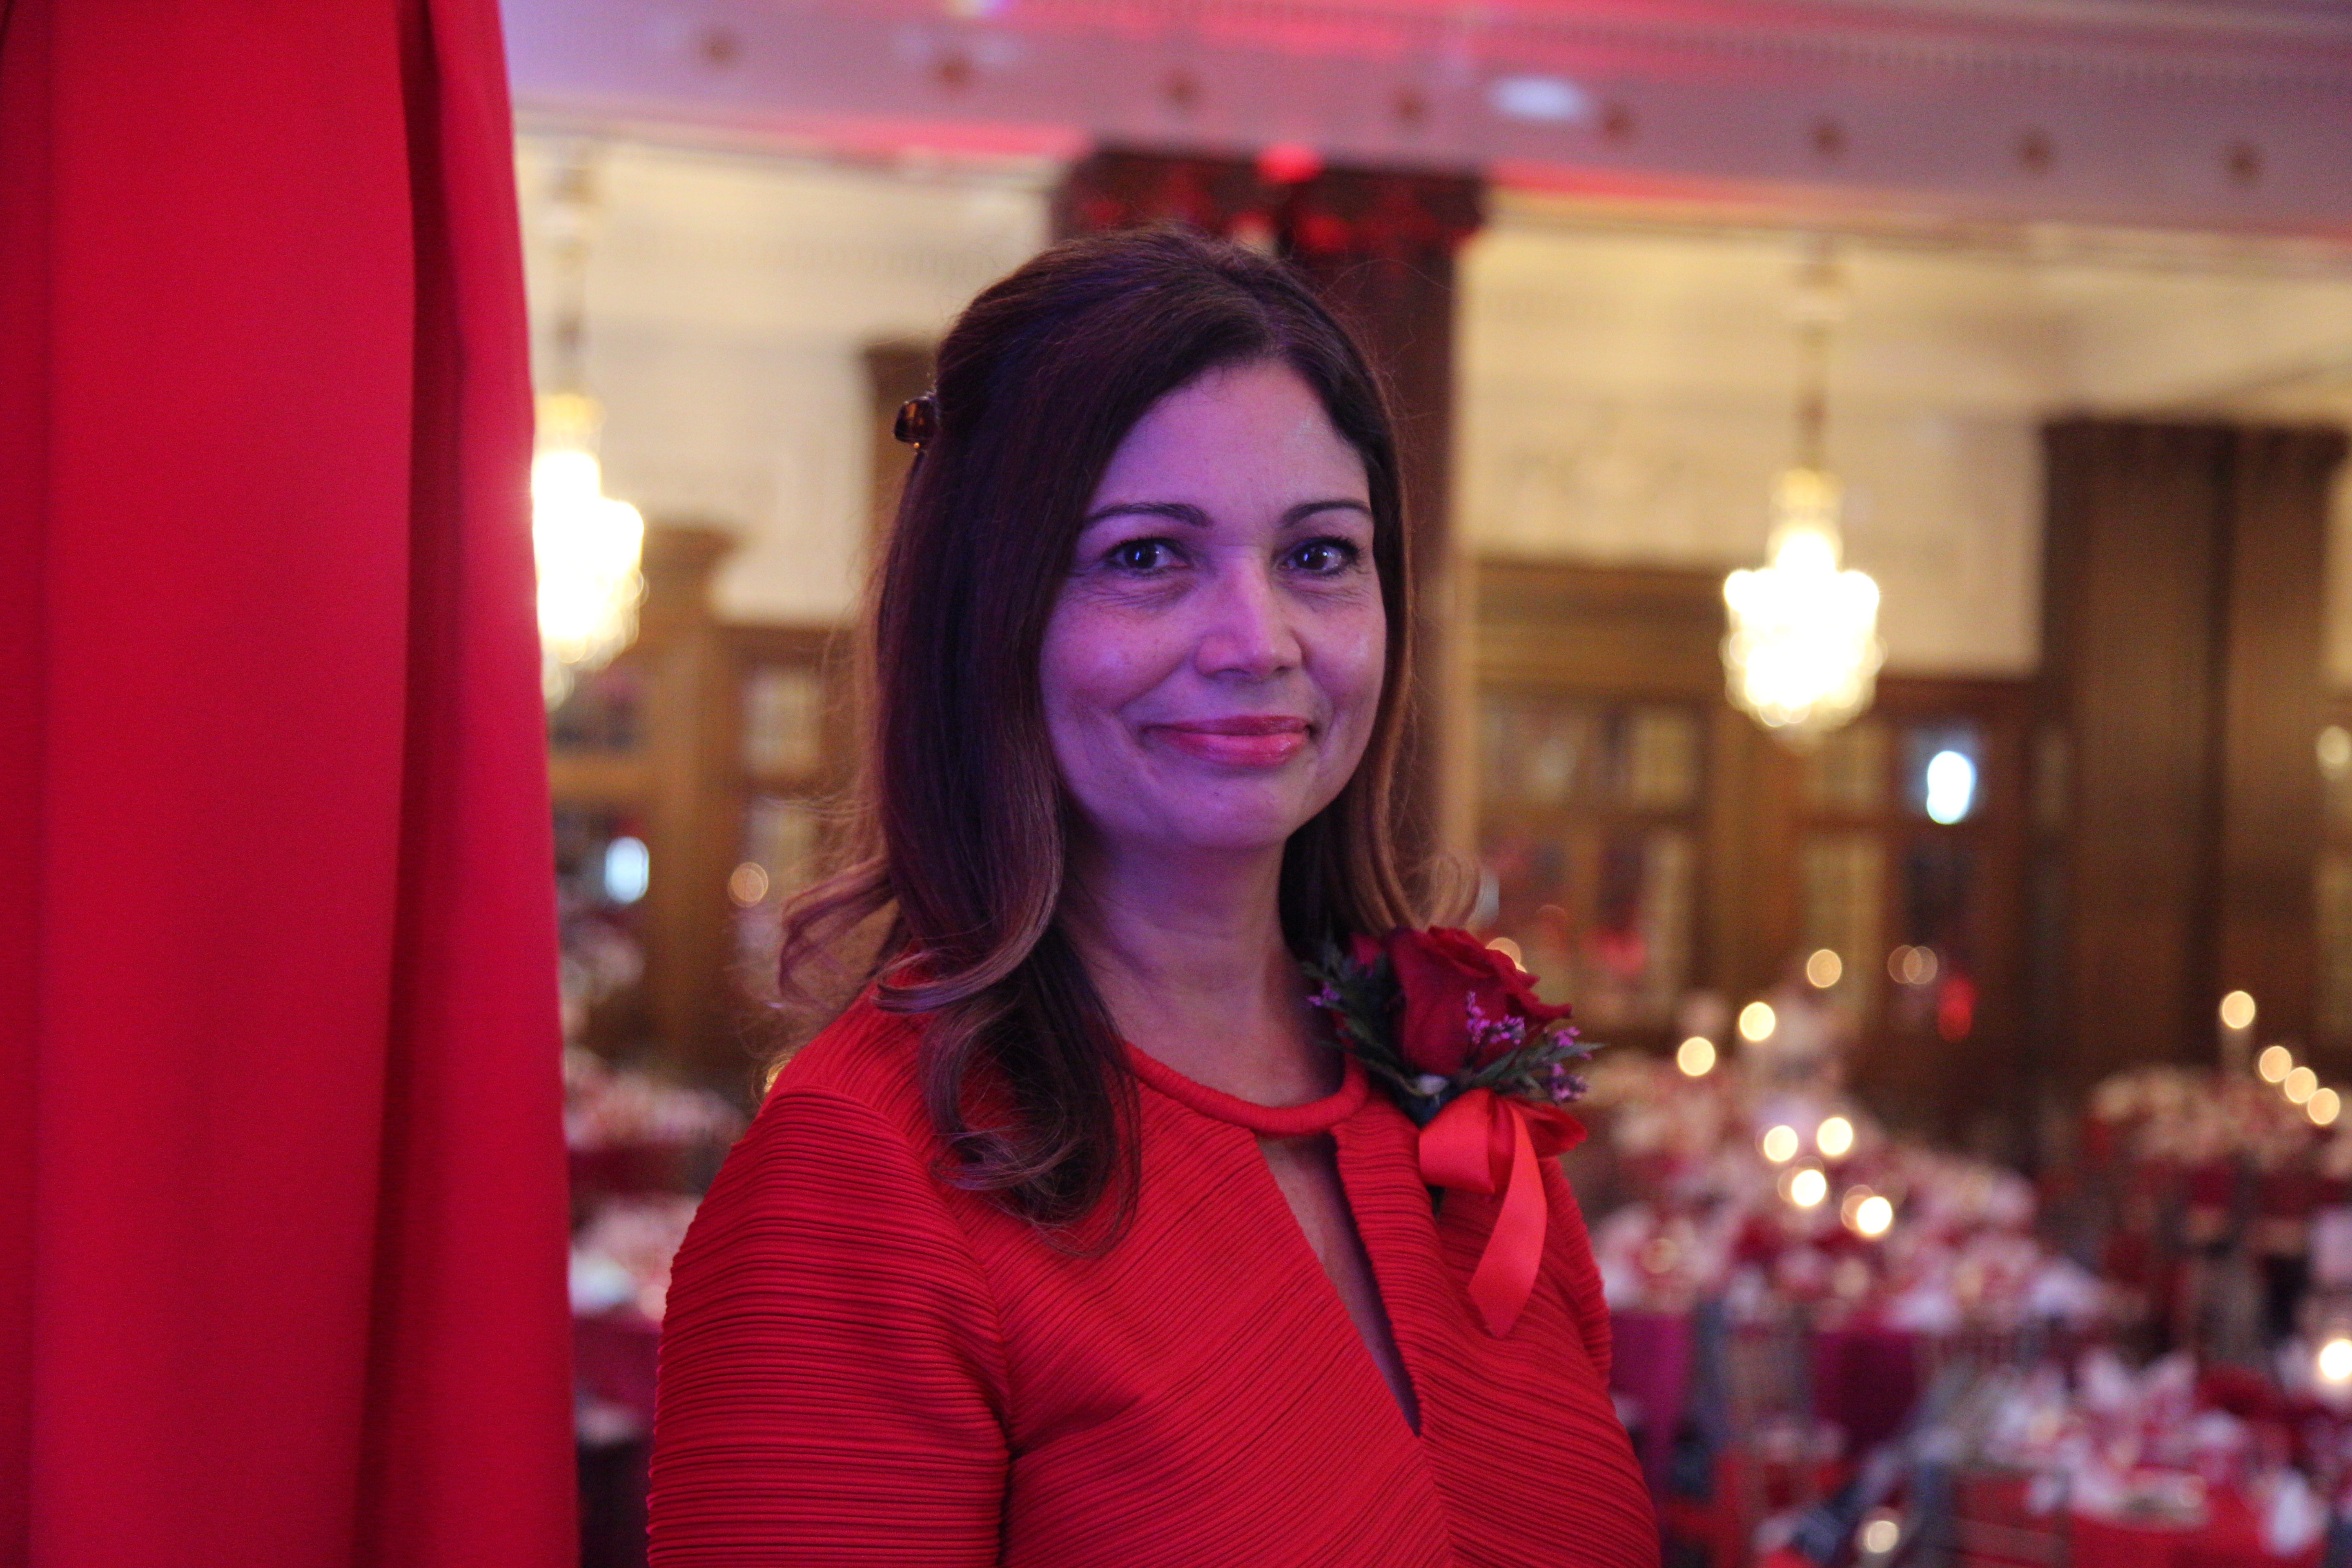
[689,995,964,1243]
[759,991,935,1146]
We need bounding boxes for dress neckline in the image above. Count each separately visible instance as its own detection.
[1124,1043,1368,1136]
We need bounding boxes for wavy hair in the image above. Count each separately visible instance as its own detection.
[776,226,1421,1240]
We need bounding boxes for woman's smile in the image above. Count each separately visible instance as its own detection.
[1145,714,1313,768]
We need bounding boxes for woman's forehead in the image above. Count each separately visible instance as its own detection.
[1089,361,1368,516]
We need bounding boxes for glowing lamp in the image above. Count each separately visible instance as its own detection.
[1723,469,1882,744]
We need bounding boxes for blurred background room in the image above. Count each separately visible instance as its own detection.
[506,3,2352,1564]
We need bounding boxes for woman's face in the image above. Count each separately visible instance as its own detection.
[1040,359,1386,871]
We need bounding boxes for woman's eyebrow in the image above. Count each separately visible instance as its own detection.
[1080,500,1211,528]
[1078,498,1373,529]
[1279,499,1374,528]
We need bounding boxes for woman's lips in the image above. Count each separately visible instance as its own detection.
[1149,716,1311,767]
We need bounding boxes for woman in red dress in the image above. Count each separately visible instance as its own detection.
[648,227,1658,1567]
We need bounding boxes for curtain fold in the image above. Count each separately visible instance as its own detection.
[0,2,575,1563]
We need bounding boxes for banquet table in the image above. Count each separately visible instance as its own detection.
[2067,1491,2322,1568]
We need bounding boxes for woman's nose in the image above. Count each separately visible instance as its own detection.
[1194,558,1302,679]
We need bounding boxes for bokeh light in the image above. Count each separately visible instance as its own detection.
[727,861,770,907]
[1760,1125,1800,1164]
[603,835,650,905]
[1805,948,1843,988]
[2259,1044,2293,1083]
[1816,1115,1855,1159]
[1889,945,1939,986]
[2221,989,2257,1031]
[1923,749,1976,823]
[1676,1036,1717,1077]
[1739,1001,1777,1041]
[2321,724,2352,778]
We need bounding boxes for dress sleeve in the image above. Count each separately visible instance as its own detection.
[1541,1156,1613,1384]
[649,1088,1011,1567]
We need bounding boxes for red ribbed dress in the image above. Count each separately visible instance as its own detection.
[649,996,1659,1567]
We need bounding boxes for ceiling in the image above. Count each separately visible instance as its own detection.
[504,0,2352,236]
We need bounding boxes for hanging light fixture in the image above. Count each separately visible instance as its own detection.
[1722,244,1882,746]
[533,148,644,708]
[533,391,644,705]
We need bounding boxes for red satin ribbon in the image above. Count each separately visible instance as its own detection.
[1418,1089,1585,1337]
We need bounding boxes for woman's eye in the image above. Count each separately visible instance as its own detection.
[1106,538,1177,572]
[1286,537,1361,575]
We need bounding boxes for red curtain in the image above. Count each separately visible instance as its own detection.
[0,3,575,1564]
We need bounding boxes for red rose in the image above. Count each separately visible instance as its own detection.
[1383,927,1572,1079]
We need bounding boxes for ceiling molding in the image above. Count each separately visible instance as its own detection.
[504,0,2352,236]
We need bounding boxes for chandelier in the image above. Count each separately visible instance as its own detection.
[533,390,644,707]
[532,148,645,708]
[1722,247,1882,745]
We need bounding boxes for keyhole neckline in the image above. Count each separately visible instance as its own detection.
[1124,1042,1368,1136]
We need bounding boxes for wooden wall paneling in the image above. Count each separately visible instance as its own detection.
[1706,695,1788,1012]
[1470,558,2036,1144]
[548,522,746,1080]
[1471,561,1756,1043]
[1475,562,1728,697]
[2320,696,2352,1051]
[2216,426,2346,1070]
[2022,714,2072,1143]
[2041,418,2345,1095]
[722,621,858,1073]
[544,747,649,807]
[630,523,743,1085]
[1848,677,2034,1154]
[1969,681,2035,1155]
[2041,421,2233,1089]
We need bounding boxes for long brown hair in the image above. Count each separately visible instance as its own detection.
[778,226,1420,1240]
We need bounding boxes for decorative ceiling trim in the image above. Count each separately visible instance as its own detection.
[1000,0,2352,85]
[503,0,2352,236]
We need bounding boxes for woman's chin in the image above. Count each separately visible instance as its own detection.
[1138,802,1328,860]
